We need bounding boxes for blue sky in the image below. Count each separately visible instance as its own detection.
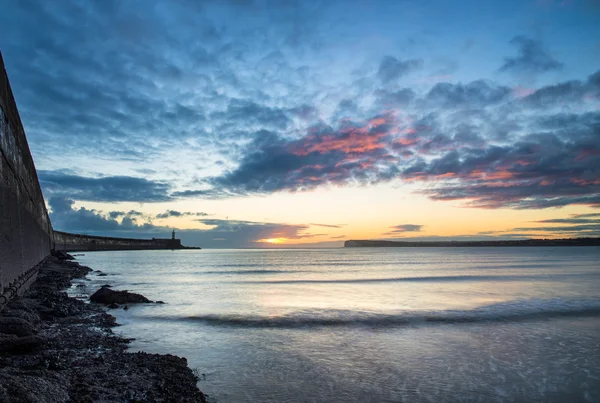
[1,0,599,247]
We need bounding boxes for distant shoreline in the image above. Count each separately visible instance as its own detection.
[344,238,600,248]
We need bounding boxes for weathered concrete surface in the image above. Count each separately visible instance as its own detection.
[54,231,183,252]
[1,50,194,302]
[0,52,53,296]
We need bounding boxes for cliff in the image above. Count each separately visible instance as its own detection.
[345,238,600,247]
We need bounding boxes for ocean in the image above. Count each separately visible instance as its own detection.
[71,247,600,402]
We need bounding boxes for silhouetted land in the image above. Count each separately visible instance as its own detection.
[345,238,600,248]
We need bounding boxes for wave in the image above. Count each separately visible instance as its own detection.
[234,273,597,284]
[196,269,309,275]
[151,299,600,328]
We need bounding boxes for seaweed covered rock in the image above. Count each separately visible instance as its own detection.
[0,317,36,337]
[90,288,152,304]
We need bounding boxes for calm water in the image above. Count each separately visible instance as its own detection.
[71,247,600,402]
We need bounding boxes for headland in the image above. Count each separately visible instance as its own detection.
[345,238,600,247]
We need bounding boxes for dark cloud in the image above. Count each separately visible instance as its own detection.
[309,223,345,228]
[156,210,209,219]
[49,196,319,248]
[402,112,600,209]
[375,88,416,108]
[384,224,423,234]
[39,170,172,202]
[171,189,222,198]
[377,56,423,83]
[534,217,600,224]
[522,69,600,108]
[195,88,600,210]
[500,36,563,74]
[423,80,511,109]
[571,213,600,219]
[212,98,292,130]
[512,224,600,234]
[208,113,402,194]
[49,197,152,233]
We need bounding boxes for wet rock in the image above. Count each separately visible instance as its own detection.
[101,284,112,288]
[52,250,75,261]
[1,309,41,324]
[108,303,119,309]
[156,300,165,304]
[0,335,46,353]
[0,371,70,402]
[0,317,36,337]
[97,273,108,277]
[90,288,152,304]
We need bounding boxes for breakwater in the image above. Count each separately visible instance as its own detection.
[54,230,184,252]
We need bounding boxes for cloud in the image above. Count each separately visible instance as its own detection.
[522,69,600,108]
[383,224,423,235]
[500,36,563,74]
[534,216,600,224]
[401,111,600,209]
[49,196,320,248]
[309,223,345,228]
[512,224,600,234]
[423,80,511,109]
[212,98,292,130]
[156,210,209,219]
[39,170,172,202]
[375,88,416,108]
[205,113,404,195]
[190,81,600,210]
[49,196,154,233]
[377,56,423,83]
[2,0,599,216]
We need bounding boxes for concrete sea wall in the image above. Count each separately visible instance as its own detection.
[1,51,188,301]
[0,52,54,297]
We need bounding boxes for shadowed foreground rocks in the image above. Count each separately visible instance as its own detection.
[0,257,206,403]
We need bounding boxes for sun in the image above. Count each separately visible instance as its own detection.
[259,238,287,244]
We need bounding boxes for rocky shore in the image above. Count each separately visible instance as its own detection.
[0,257,207,402]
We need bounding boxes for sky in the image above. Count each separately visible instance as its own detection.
[1,0,599,248]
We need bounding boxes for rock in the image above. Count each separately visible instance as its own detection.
[90,288,152,304]
[108,303,119,309]
[0,335,46,353]
[97,273,108,277]
[123,305,129,311]
[101,284,113,288]
[0,317,36,337]
[1,309,41,324]
[156,301,165,304]
[52,250,75,260]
